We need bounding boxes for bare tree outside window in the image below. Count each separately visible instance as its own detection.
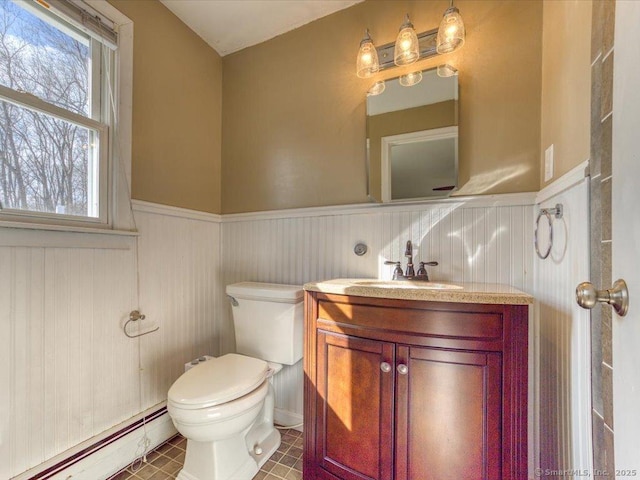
[0,0,99,217]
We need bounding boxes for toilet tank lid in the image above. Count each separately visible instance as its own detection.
[226,282,303,303]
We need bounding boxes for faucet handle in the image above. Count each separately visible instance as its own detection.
[417,261,439,268]
[416,261,438,280]
[384,260,404,280]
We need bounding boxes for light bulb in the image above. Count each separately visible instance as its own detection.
[356,29,379,78]
[399,71,423,87]
[437,6,465,54]
[394,14,419,66]
[446,24,459,36]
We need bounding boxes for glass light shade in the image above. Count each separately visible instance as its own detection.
[356,30,379,78]
[367,80,386,96]
[437,64,458,77]
[437,6,465,54]
[394,15,419,66]
[399,71,422,87]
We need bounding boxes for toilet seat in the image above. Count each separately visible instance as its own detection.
[168,381,269,430]
[168,354,269,410]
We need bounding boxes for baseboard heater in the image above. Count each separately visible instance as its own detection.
[17,405,174,480]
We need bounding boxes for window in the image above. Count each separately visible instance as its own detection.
[0,0,117,227]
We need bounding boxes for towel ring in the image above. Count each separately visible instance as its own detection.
[535,204,563,260]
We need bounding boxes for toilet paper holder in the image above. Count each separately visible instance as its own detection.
[124,310,159,338]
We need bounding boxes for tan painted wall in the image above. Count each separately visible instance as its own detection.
[367,100,457,201]
[540,0,592,188]
[222,0,542,213]
[109,0,223,214]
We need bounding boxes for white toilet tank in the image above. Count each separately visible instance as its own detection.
[226,282,303,365]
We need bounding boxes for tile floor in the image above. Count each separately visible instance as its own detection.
[107,429,303,480]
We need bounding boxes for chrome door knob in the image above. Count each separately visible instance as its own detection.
[380,362,392,373]
[397,364,409,375]
[576,279,629,317]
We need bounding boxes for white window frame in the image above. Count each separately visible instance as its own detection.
[0,85,110,225]
[0,0,135,235]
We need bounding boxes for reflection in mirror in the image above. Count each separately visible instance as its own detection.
[366,66,458,202]
[383,127,457,201]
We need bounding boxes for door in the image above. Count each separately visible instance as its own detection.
[611,0,640,471]
[394,346,502,480]
[315,330,395,480]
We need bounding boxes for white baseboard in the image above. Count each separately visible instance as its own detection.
[274,409,303,433]
[14,406,177,480]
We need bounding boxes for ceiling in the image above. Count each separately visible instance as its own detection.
[159,0,364,56]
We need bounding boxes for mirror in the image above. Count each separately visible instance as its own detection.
[366,66,459,202]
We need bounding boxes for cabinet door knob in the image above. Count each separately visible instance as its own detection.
[380,362,391,373]
[397,364,409,375]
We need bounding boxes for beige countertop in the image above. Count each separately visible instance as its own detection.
[304,278,533,305]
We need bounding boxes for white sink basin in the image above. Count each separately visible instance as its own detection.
[351,280,463,290]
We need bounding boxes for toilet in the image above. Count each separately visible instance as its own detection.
[167,282,303,480]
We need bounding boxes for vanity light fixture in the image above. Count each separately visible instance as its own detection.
[399,70,423,87]
[356,7,465,78]
[436,0,466,54]
[356,29,380,78]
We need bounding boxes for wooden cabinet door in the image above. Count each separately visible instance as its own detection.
[315,330,395,480]
[394,346,503,480]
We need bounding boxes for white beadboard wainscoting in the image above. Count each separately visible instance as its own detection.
[221,193,536,425]
[2,192,546,478]
[132,201,222,408]
[533,162,592,475]
[0,201,221,479]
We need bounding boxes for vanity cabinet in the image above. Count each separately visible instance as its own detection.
[303,291,528,480]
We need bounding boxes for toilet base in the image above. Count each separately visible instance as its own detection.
[175,392,281,480]
[246,382,281,469]
[247,421,281,469]
[176,433,260,480]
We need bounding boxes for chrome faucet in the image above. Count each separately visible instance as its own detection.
[385,240,438,281]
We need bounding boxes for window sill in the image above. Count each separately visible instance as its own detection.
[0,220,139,249]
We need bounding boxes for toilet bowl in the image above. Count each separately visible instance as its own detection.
[167,282,303,480]
[168,354,280,480]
